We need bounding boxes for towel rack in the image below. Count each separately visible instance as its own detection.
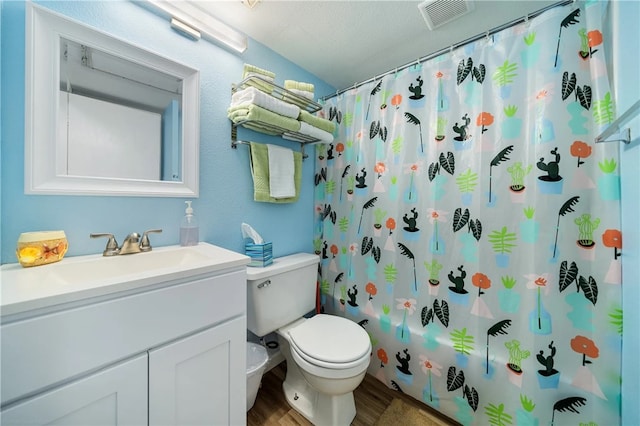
[595,99,639,144]
[231,125,313,159]
[229,76,327,160]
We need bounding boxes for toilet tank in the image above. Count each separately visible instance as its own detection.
[246,253,319,337]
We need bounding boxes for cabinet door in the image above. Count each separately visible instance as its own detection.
[0,354,147,425]
[149,316,246,426]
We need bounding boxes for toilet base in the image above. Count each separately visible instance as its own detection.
[282,363,356,426]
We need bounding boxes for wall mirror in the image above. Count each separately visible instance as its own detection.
[25,3,200,197]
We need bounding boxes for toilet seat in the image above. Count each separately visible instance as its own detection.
[287,314,371,370]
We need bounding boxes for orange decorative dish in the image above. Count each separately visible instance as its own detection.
[16,231,68,267]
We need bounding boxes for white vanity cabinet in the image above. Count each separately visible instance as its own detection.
[1,354,148,425]
[0,243,249,426]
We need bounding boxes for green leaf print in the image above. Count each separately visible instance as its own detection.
[492,60,518,86]
[451,327,475,355]
[593,92,615,125]
[485,403,513,426]
[456,168,479,193]
[488,227,517,254]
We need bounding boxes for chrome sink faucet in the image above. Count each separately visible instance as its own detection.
[90,229,163,256]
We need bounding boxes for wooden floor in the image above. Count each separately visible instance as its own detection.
[247,362,458,426]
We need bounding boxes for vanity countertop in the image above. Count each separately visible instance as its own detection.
[0,243,249,318]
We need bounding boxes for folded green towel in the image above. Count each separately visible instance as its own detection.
[298,110,336,134]
[243,64,276,93]
[228,104,301,133]
[244,64,275,79]
[284,80,314,92]
[250,142,301,203]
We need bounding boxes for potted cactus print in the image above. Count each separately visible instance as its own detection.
[424,259,443,295]
[507,162,532,203]
[520,207,539,243]
[346,284,359,317]
[537,147,564,194]
[448,265,469,306]
[597,158,620,200]
[408,76,426,108]
[574,213,600,252]
[373,207,387,237]
[452,113,472,151]
[537,341,560,389]
[505,339,530,387]
[395,348,413,384]
[435,117,447,142]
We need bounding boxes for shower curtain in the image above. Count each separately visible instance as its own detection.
[314,2,622,425]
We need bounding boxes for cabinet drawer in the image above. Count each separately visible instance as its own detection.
[1,270,246,405]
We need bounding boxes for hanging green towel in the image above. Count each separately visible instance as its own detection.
[249,142,301,203]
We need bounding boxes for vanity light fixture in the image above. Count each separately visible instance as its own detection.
[147,0,247,53]
[170,17,201,41]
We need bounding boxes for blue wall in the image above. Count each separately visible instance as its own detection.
[610,1,640,423]
[0,1,334,264]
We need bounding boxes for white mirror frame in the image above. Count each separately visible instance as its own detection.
[25,3,200,197]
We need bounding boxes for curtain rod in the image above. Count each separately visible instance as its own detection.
[322,0,574,102]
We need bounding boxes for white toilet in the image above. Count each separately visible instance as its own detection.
[246,253,371,426]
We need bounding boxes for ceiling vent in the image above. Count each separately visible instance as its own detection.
[418,0,475,30]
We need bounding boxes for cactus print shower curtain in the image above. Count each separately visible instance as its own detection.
[314,2,622,425]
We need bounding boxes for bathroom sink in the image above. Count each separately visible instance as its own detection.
[0,243,249,317]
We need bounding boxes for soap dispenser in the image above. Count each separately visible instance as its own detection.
[180,201,199,246]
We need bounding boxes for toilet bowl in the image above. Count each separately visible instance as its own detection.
[246,253,371,425]
[277,315,371,425]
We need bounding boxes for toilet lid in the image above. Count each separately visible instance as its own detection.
[288,315,370,364]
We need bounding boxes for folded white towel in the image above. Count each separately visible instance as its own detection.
[267,144,296,198]
[283,121,334,144]
[287,88,315,100]
[231,87,301,119]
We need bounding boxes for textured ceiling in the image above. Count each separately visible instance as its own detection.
[197,0,560,92]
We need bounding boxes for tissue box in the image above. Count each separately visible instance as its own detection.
[245,242,273,267]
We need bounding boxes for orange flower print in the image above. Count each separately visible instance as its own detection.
[534,277,547,287]
[365,282,378,300]
[524,273,551,295]
[588,30,603,49]
[377,348,388,367]
[570,141,592,167]
[602,229,622,259]
[386,217,396,235]
[476,112,494,134]
[374,162,386,177]
[472,272,491,297]
[391,94,402,109]
[571,335,599,366]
